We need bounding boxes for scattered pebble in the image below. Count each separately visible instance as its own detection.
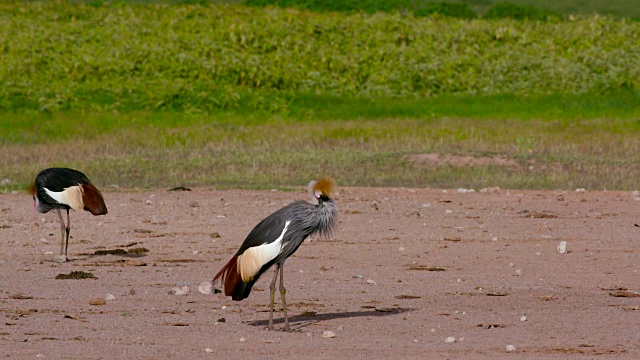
[36,355,44,358]
[353,274,363,279]
[106,294,116,301]
[198,281,213,295]
[221,305,227,310]
[457,188,475,193]
[445,337,456,343]
[205,348,213,353]
[515,269,523,276]
[444,210,453,214]
[557,241,567,254]
[169,286,189,296]
[366,279,376,285]
[193,250,199,255]
[556,194,565,201]
[239,337,247,343]
[129,288,136,295]
[632,190,640,200]
[89,298,106,306]
[189,201,199,208]
[322,331,336,338]
[480,186,501,194]
[506,344,517,352]
[575,188,586,193]
[337,325,344,331]
[40,238,48,244]
[491,237,498,242]
[53,255,67,263]
[520,315,527,322]
[412,339,418,343]
[44,251,54,255]
[398,247,406,252]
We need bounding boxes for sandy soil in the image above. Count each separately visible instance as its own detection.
[1,186,639,359]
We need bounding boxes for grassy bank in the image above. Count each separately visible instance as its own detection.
[3,105,640,191]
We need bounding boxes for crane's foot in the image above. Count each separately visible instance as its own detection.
[53,255,68,263]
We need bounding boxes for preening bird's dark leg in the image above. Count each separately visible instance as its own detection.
[268,265,280,331]
[279,263,290,331]
[65,209,71,257]
[56,209,66,256]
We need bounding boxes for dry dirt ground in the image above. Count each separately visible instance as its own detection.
[1,186,639,359]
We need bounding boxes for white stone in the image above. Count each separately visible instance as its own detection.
[398,247,406,252]
[366,279,376,285]
[205,348,213,353]
[105,294,116,301]
[445,337,456,343]
[322,331,336,338]
[53,255,67,263]
[520,315,527,322]
[515,269,523,276]
[239,337,247,343]
[169,286,189,296]
[557,241,567,254]
[444,210,453,214]
[198,281,213,295]
[575,188,586,193]
[506,344,517,352]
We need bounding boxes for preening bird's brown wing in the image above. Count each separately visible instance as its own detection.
[81,183,108,215]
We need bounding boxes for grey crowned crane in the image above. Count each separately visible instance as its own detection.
[28,168,108,261]
[213,178,338,331]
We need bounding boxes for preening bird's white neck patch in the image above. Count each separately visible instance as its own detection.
[44,186,84,211]
[237,220,291,282]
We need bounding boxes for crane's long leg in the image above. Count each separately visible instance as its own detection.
[64,209,71,257]
[279,263,290,331]
[268,265,280,331]
[56,209,66,256]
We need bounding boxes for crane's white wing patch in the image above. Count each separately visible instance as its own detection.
[237,220,291,282]
[44,186,84,211]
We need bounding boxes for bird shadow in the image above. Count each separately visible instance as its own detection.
[245,307,414,331]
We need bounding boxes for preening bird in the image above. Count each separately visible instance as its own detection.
[28,168,108,261]
[213,178,338,331]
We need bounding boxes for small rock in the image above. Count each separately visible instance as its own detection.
[353,274,363,279]
[520,315,527,322]
[506,344,517,352]
[44,251,54,255]
[632,190,640,200]
[106,294,116,301]
[189,201,199,208]
[445,337,456,343]
[575,188,586,193]
[89,298,106,306]
[366,279,376,285]
[535,251,542,256]
[53,255,67,263]
[457,188,475,193]
[217,318,226,323]
[198,281,213,294]
[129,288,136,295]
[205,348,213,353]
[491,237,498,242]
[169,286,189,296]
[239,337,247,343]
[371,201,379,210]
[337,325,344,331]
[322,331,336,338]
[444,209,453,214]
[515,269,523,276]
[556,194,565,201]
[36,355,44,358]
[557,241,567,254]
[398,247,406,252]
[210,232,221,238]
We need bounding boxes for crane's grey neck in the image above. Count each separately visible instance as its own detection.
[314,198,338,238]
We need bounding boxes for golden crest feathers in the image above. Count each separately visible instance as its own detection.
[28,183,36,196]
[312,177,335,197]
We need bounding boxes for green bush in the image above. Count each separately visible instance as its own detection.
[484,3,562,21]
[0,2,638,112]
